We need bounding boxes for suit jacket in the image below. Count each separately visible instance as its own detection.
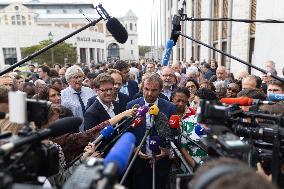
[126,97,177,145]
[86,92,130,111]
[84,99,123,130]
[127,80,139,100]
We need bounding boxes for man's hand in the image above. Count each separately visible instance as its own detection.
[155,147,168,160]
[256,162,272,182]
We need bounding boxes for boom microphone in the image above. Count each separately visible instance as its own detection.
[267,93,284,101]
[0,117,82,153]
[106,17,128,44]
[220,97,275,106]
[162,40,174,66]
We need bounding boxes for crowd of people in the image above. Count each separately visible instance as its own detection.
[0,58,283,189]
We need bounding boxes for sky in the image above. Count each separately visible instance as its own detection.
[9,0,153,46]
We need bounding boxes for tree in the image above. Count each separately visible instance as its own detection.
[21,40,77,66]
[139,45,151,57]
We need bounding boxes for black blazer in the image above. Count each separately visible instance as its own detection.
[84,99,123,130]
[127,80,139,100]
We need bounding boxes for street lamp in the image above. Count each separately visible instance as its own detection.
[48,32,54,65]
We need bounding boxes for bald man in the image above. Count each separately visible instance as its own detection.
[214,66,229,87]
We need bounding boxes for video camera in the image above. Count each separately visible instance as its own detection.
[196,99,284,187]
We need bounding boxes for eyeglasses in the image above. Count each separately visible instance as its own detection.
[99,88,114,93]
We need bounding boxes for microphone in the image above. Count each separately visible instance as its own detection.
[92,125,115,145]
[0,117,82,153]
[113,105,147,131]
[149,135,160,154]
[149,104,159,116]
[267,93,284,101]
[220,97,275,106]
[106,17,128,44]
[96,4,128,44]
[137,105,150,117]
[100,116,144,154]
[162,40,174,66]
[170,15,181,45]
[194,124,205,136]
[169,115,180,129]
[103,132,136,174]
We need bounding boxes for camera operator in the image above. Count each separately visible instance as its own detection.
[188,157,277,189]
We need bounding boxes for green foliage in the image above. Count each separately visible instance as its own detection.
[139,45,151,57]
[21,40,77,66]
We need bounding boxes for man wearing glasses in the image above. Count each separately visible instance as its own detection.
[84,73,123,130]
[61,65,95,131]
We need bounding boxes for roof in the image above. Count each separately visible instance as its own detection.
[124,9,137,18]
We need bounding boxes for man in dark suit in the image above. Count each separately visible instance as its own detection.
[84,73,124,130]
[113,61,139,100]
[126,73,177,189]
[86,69,131,110]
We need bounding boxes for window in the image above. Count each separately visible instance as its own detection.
[3,48,17,65]
[125,24,127,30]
[14,6,19,11]
[131,50,133,55]
[11,15,26,25]
[131,40,133,44]
[130,23,133,30]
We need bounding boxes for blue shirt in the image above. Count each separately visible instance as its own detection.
[61,86,95,131]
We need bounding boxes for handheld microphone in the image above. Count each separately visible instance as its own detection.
[113,104,146,131]
[267,93,284,101]
[149,135,160,154]
[162,40,174,66]
[103,132,136,174]
[169,115,180,129]
[149,105,159,116]
[194,124,205,136]
[100,116,144,154]
[0,117,82,153]
[92,125,115,145]
[220,97,275,106]
[137,105,150,117]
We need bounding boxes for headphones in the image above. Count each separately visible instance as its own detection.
[188,164,250,189]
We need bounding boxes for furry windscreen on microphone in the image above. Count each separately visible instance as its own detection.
[106,17,128,44]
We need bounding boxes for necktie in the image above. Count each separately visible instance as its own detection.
[75,92,86,115]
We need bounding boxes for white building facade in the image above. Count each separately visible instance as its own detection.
[161,0,283,76]
[0,1,138,68]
